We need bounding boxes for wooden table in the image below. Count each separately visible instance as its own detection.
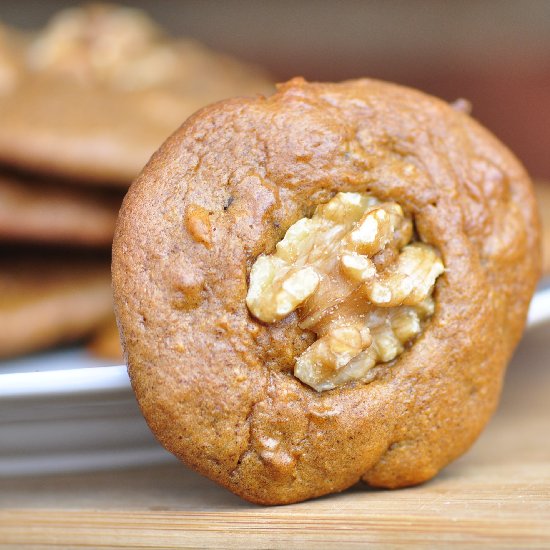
[1,324,549,549]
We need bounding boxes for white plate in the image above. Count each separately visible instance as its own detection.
[1,287,549,477]
[0,350,175,477]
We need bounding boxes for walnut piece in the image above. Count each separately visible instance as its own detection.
[246,192,444,392]
[27,4,179,91]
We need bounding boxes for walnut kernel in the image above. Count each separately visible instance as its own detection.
[246,192,444,391]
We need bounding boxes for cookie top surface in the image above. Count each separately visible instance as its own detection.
[0,4,273,185]
[113,78,540,504]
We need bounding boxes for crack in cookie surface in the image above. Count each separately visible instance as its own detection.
[246,192,444,391]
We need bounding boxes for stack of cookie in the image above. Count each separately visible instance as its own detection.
[0,4,272,361]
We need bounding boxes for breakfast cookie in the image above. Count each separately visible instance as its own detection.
[534,181,550,275]
[0,173,121,247]
[0,251,113,358]
[0,4,273,185]
[113,78,540,504]
[88,315,123,362]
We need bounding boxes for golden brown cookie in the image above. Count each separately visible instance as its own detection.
[88,315,123,362]
[534,181,550,276]
[0,22,25,94]
[0,173,121,247]
[113,78,540,505]
[0,4,273,185]
[0,251,113,358]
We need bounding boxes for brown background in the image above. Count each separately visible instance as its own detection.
[2,0,549,180]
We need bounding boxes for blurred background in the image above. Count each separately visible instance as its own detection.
[0,0,548,367]
[2,0,549,178]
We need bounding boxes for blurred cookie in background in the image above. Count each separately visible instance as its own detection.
[88,316,123,363]
[0,22,25,94]
[0,173,121,247]
[0,251,112,359]
[0,3,273,363]
[0,3,274,186]
[535,181,550,276]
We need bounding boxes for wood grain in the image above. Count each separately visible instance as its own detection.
[1,324,549,549]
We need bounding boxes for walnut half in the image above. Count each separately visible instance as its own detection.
[246,192,444,391]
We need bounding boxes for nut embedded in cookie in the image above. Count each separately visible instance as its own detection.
[246,192,445,391]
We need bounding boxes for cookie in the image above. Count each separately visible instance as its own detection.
[88,315,123,362]
[0,251,112,358]
[112,78,540,504]
[0,173,121,247]
[0,4,273,185]
[534,181,550,275]
[0,23,25,95]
